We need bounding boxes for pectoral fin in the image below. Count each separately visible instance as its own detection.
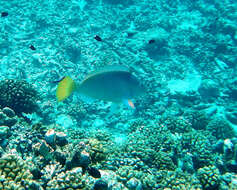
[123,99,135,109]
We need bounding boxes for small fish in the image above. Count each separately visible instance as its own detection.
[51,76,66,84]
[1,12,8,17]
[87,167,101,178]
[29,45,36,50]
[56,65,145,109]
[148,39,155,44]
[94,35,102,41]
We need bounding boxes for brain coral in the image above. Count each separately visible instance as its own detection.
[0,79,38,114]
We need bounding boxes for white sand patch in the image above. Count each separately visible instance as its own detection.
[167,72,202,94]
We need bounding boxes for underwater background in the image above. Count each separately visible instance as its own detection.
[0,0,237,189]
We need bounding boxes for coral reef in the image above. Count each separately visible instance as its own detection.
[184,110,209,130]
[157,170,202,190]
[181,131,215,169]
[0,0,237,189]
[161,115,192,133]
[0,79,38,114]
[207,117,235,140]
[88,139,108,164]
[0,107,17,127]
[46,167,89,190]
[0,153,42,189]
[197,165,220,190]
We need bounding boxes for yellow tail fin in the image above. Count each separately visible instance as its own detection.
[56,76,76,102]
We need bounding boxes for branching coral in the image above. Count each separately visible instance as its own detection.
[0,153,42,189]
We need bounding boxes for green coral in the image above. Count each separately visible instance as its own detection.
[181,131,215,169]
[156,170,202,190]
[0,153,41,189]
[117,168,202,190]
[117,166,156,189]
[0,107,17,128]
[0,126,11,141]
[161,115,192,133]
[141,173,158,189]
[88,139,107,163]
[122,123,180,171]
[197,165,220,190]
[184,110,209,130]
[206,117,235,139]
[117,166,143,182]
[46,167,89,190]
[153,151,175,171]
[127,118,147,133]
[0,79,38,114]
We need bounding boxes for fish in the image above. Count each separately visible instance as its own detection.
[148,39,155,44]
[94,35,102,41]
[87,166,101,178]
[1,12,8,17]
[51,76,66,84]
[56,65,145,109]
[29,45,36,50]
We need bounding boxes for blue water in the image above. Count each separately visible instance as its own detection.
[0,0,237,189]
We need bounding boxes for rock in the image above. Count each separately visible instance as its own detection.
[33,140,53,160]
[67,150,91,170]
[45,129,56,146]
[225,111,237,125]
[198,79,220,100]
[54,151,66,165]
[94,179,108,190]
[55,132,68,146]
[79,151,91,168]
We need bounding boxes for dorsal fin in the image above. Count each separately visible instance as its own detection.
[83,65,130,82]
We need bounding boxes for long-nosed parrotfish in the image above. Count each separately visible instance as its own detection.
[56,65,145,109]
